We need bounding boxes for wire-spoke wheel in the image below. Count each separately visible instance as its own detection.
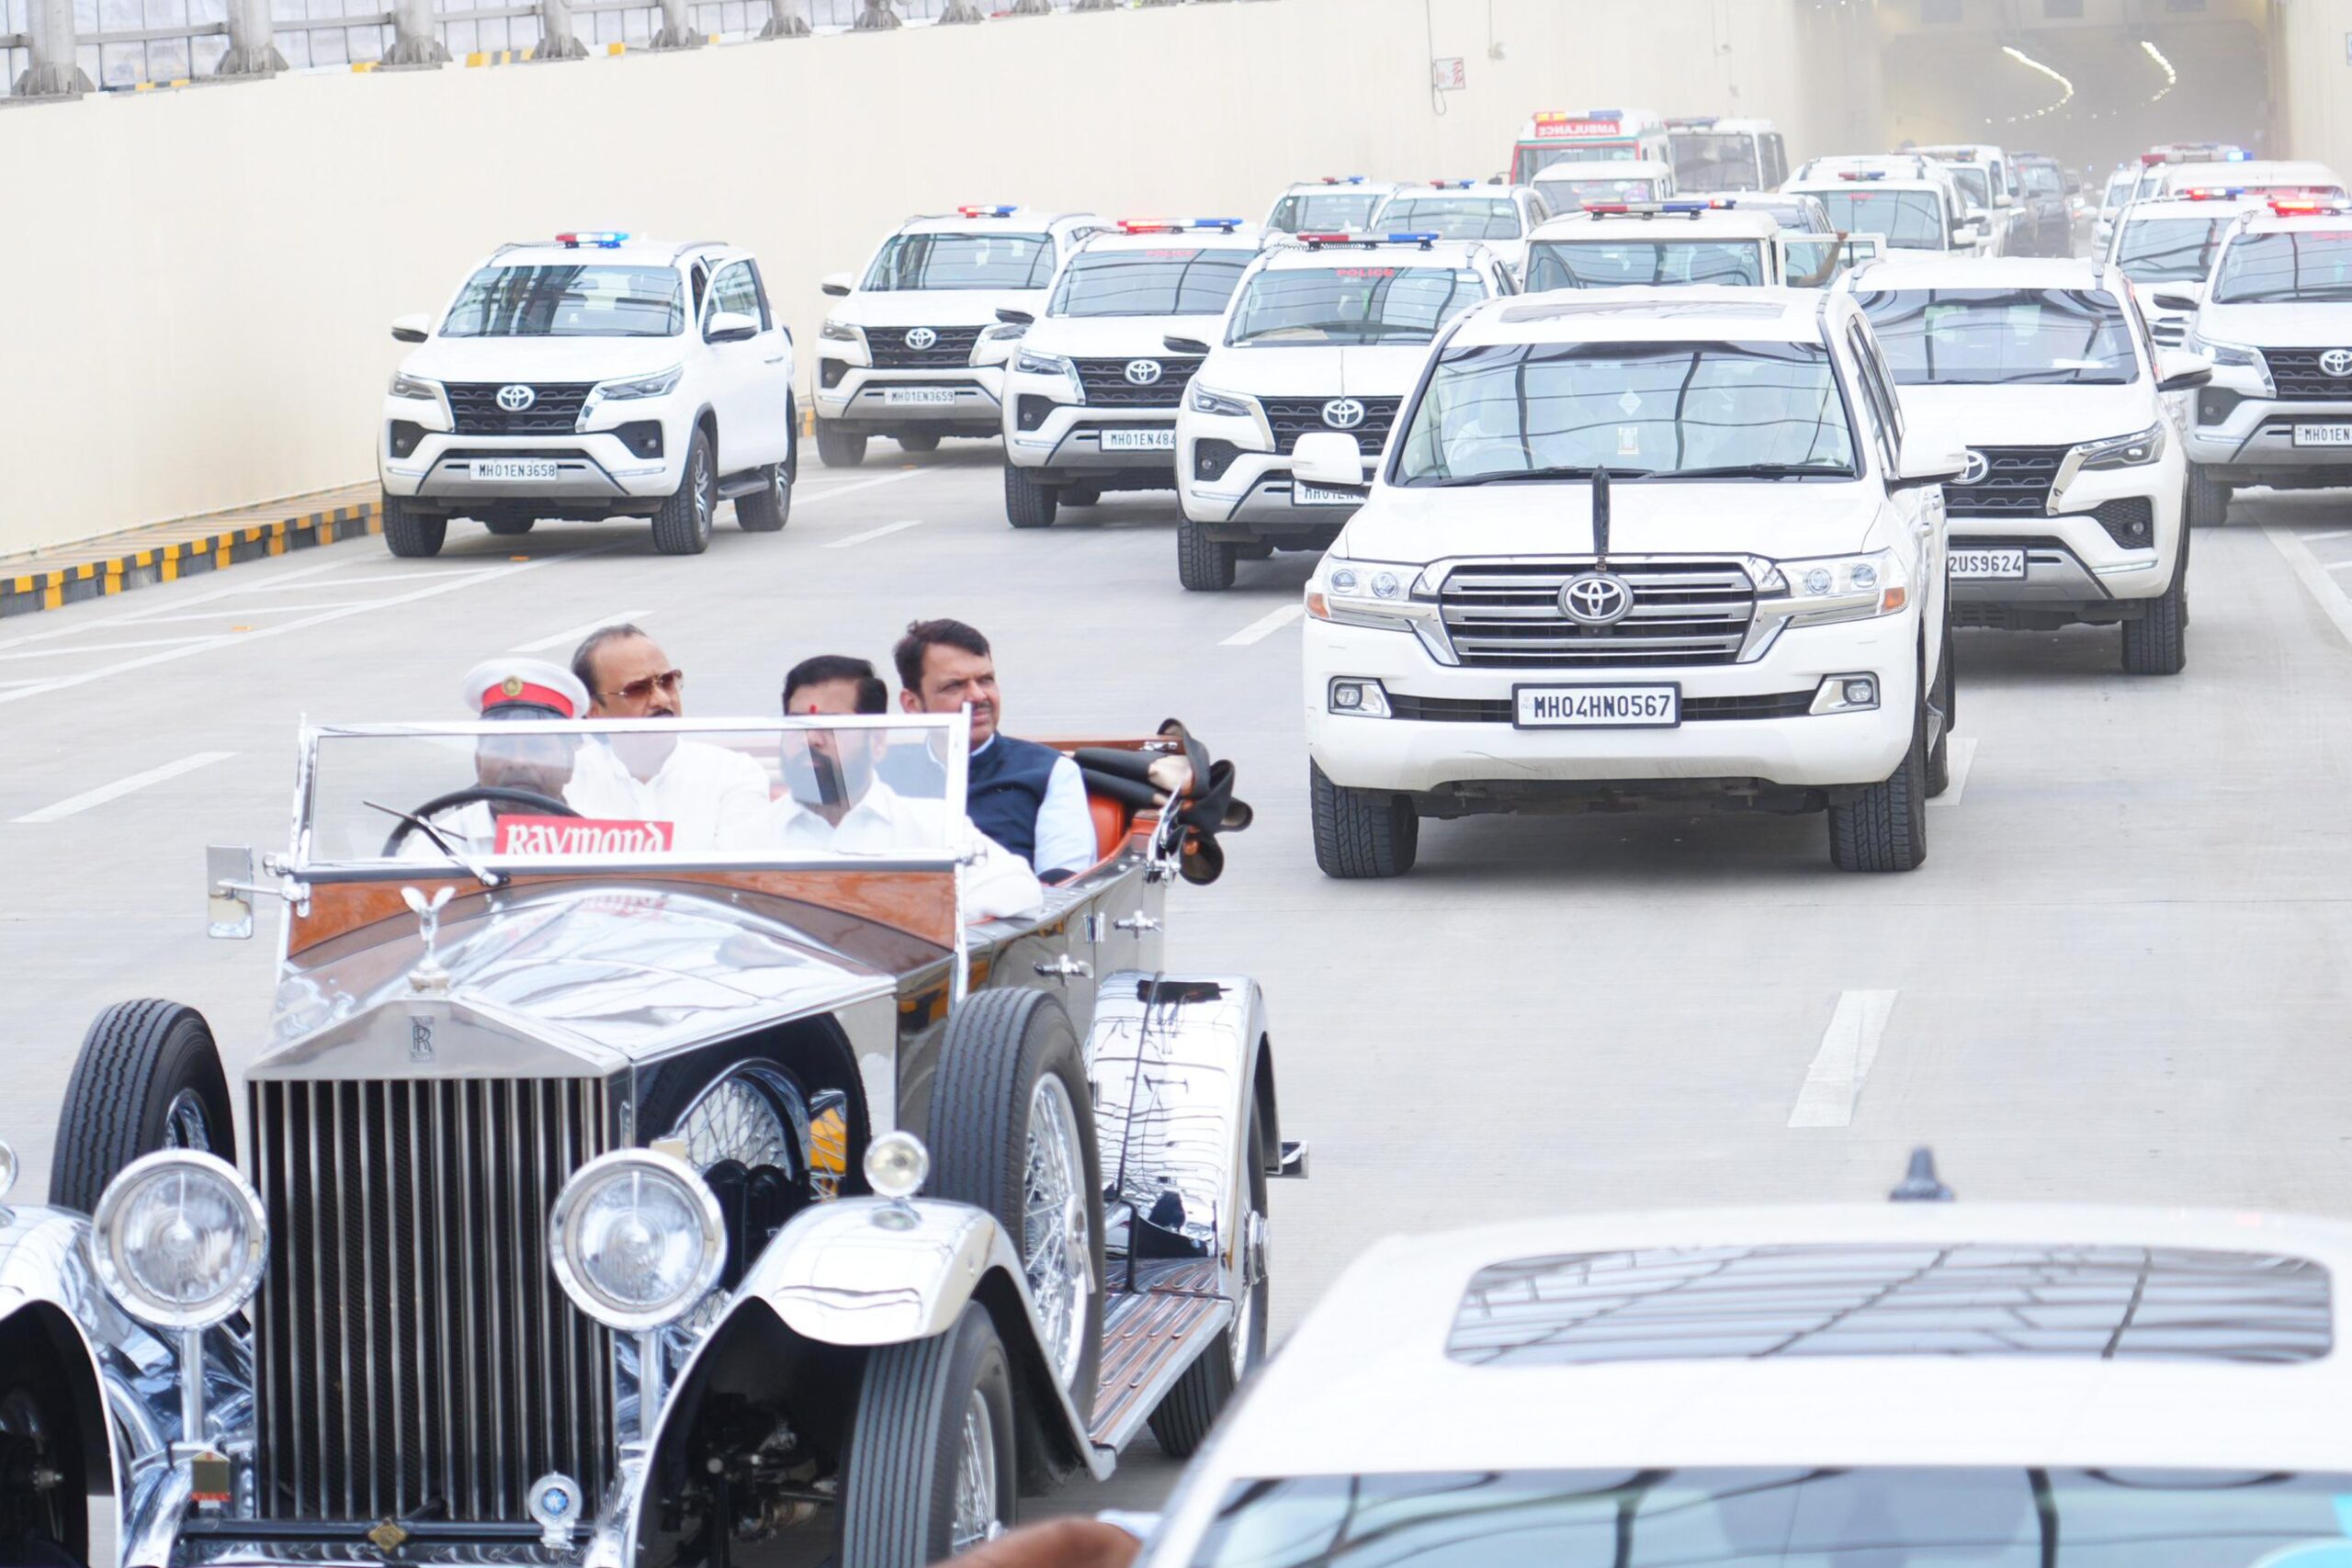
[1021,1075,1091,1390]
[950,1388,1001,1555]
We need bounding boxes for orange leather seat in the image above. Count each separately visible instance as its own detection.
[1089,793,1135,863]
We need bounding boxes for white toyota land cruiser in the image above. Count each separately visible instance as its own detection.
[813,206,1101,467]
[1848,257,2212,676]
[379,231,797,558]
[2170,197,2352,527]
[999,218,1261,529]
[1299,287,1966,878]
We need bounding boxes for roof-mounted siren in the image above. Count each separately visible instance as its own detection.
[1319,175,1369,186]
[1386,231,1441,250]
[957,204,1020,219]
[555,231,630,249]
[1430,178,1479,189]
[2271,196,2352,216]
[1116,220,1184,234]
[1838,170,1889,182]
[1888,1146,1955,1203]
[1190,218,1246,232]
[2183,186,2247,201]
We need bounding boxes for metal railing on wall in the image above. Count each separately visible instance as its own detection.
[2,0,1260,98]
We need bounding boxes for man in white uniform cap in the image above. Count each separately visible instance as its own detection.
[400,657,594,857]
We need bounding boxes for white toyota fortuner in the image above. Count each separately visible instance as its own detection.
[1370,180,1550,283]
[1523,203,1880,289]
[379,232,797,558]
[998,219,1261,528]
[1298,287,1966,878]
[1171,233,1512,591]
[1848,257,2211,675]
[812,206,1100,467]
[2103,190,2267,347]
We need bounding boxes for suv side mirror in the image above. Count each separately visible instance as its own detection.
[706,310,759,344]
[996,307,1035,326]
[391,312,430,344]
[1293,431,1366,489]
[1953,220,1986,247]
[820,271,856,299]
[1163,334,1212,355]
[1895,431,1970,485]
[2157,349,2214,393]
[2151,290,2201,313]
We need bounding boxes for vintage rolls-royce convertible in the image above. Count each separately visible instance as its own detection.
[0,713,1296,1567]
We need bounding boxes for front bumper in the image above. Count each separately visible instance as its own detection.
[1177,408,1367,538]
[1003,376,1180,481]
[1944,457,2181,614]
[1303,612,1919,798]
[814,362,1004,432]
[2184,369,2352,486]
[379,398,684,507]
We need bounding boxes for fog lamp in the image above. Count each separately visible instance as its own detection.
[864,1131,930,1201]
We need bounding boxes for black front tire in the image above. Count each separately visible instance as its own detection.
[381,492,447,558]
[650,429,716,556]
[840,1303,1017,1568]
[1925,627,1954,799]
[897,432,942,454]
[816,423,868,468]
[50,999,236,1213]
[2187,464,2230,528]
[1004,464,1058,529]
[1826,690,1929,873]
[1178,518,1237,591]
[925,988,1104,1421]
[1309,761,1418,878]
[735,459,792,531]
[2122,550,2189,676]
[1147,1097,1269,1457]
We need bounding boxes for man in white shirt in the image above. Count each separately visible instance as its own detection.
[566,624,771,852]
[767,655,1043,922]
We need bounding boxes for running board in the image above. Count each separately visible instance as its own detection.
[1087,1259,1233,1451]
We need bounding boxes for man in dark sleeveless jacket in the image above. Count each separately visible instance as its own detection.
[892,619,1098,882]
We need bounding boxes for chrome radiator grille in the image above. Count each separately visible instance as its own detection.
[1439,559,1757,668]
[252,1078,613,1522]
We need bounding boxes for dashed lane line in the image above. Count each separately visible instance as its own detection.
[1222,603,1306,646]
[1933,736,1977,807]
[0,636,209,663]
[2267,525,2352,649]
[13,751,234,824]
[823,520,924,549]
[2301,528,2352,542]
[511,609,652,654]
[796,471,923,509]
[1787,989,1900,1129]
[0,557,360,654]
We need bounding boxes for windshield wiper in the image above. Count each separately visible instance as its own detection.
[1432,466,1654,487]
[363,799,506,888]
[1667,463,1855,479]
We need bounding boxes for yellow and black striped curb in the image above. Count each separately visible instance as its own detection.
[0,500,382,621]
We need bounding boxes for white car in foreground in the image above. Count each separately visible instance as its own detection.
[379,231,797,558]
[1172,233,1511,591]
[812,205,1100,467]
[1848,257,2211,676]
[999,219,1261,527]
[1299,286,1963,878]
[1133,1158,2352,1568]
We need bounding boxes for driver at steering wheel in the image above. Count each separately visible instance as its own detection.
[400,658,591,857]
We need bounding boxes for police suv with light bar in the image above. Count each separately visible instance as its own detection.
[1171,231,1513,592]
[999,220,1261,528]
[812,206,1101,467]
[1523,201,1878,290]
[1298,285,1965,877]
[1262,177,1403,238]
[1369,181,1551,282]
[2102,190,2268,347]
[379,232,798,558]
[2167,196,2352,526]
[1786,163,1990,257]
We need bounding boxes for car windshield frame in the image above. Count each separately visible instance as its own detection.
[2210,230,2352,303]
[2115,215,2237,283]
[1375,197,1526,242]
[861,231,1057,292]
[1535,175,1667,207]
[293,714,975,878]
[439,264,685,339]
[1267,193,1385,233]
[1853,287,2145,386]
[1183,1466,2352,1568]
[1046,247,1253,318]
[1223,263,1489,347]
[1804,187,1950,249]
[1944,165,1991,207]
[1525,237,1769,290]
[1669,131,1763,194]
[1388,338,1861,487]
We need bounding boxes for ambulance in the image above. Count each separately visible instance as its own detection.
[1508,108,1670,185]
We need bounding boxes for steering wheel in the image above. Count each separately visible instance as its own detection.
[379,786,579,855]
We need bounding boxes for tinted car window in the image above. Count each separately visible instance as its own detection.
[1854,288,2141,385]
[442,265,684,338]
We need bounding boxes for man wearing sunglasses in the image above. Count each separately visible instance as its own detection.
[563,623,770,851]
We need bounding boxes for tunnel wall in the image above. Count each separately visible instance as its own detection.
[2274,0,2352,179]
[0,0,1855,557]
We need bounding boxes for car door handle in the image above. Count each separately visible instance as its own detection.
[762,355,786,365]
[1034,955,1092,980]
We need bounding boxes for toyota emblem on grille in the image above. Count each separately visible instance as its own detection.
[906,327,939,351]
[1323,398,1367,430]
[2324,348,2352,378]
[495,384,537,413]
[1125,359,1164,386]
[1559,572,1634,628]
[1956,449,1990,486]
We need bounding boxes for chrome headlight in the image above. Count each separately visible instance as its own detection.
[0,1137,16,1200]
[1187,383,1257,419]
[549,1149,726,1332]
[2075,423,2165,470]
[2185,331,2270,389]
[819,318,864,344]
[1307,557,1440,634]
[1015,347,1077,378]
[592,366,684,401]
[1756,548,1908,627]
[90,1150,267,1330]
[388,371,442,400]
[978,321,1027,344]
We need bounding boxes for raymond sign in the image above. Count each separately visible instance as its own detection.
[494,816,678,855]
[1431,56,1466,91]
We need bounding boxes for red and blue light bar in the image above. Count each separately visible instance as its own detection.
[957,204,1020,219]
[1116,218,1248,234]
[2183,186,2249,200]
[1295,231,1442,250]
[1318,175,1369,186]
[1429,178,1481,189]
[1838,170,1889,181]
[2269,196,2352,216]
[554,231,629,248]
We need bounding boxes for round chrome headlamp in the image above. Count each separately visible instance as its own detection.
[89,1150,267,1330]
[863,1131,930,1201]
[0,1136,17,1201]
[549,1149,726,1332]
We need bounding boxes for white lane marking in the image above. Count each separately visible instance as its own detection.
[511,609,652,654]
[240,569,487,591]
[1933,736,1977,807]
[108,599,399,625]
[823,520,924,549]
[1222,603,1306,646]
[0,636,209,663]
[797,471,922,508]
[0,557,358,653]
[1787,989,1900,1129]
[12,750,234,823]
[2327,558,2352,573]
[2302,528,2352,542]
[2267,525,2352,649]
[0,550,598,708]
